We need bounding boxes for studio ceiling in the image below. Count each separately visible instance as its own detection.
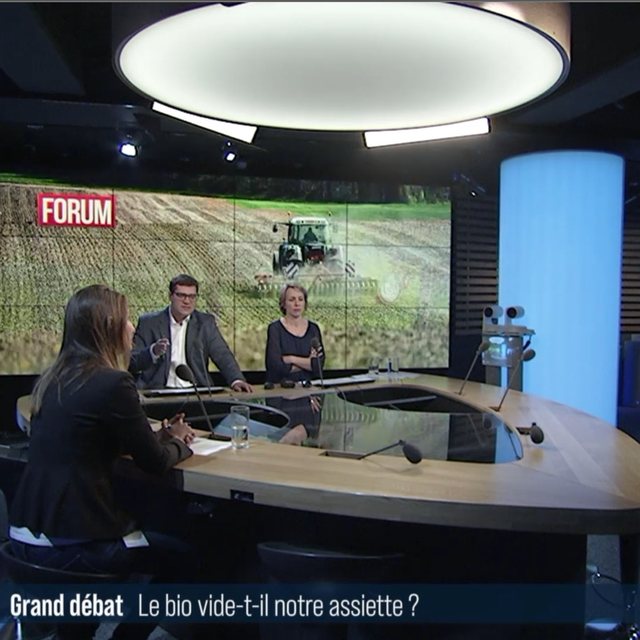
[0,2,639,194]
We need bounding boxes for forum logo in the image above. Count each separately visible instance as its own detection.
[37,193,116,228]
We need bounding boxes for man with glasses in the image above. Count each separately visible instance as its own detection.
[130,274,253,392]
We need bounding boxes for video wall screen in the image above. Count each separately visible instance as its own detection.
[0,177,451,375]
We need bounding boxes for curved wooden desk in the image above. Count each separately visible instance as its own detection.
[15,375,640,638]
[15,374,640,536]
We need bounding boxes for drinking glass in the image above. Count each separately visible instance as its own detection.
[391,356,401,381]
[230,405,250,449]
[368,357,380,378]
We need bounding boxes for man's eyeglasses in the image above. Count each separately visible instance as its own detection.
[173,292,198,301]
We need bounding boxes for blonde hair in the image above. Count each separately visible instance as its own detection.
[278,283,308,315]
[31,285,131,415]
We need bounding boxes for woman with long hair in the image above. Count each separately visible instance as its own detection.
[9,285,198,640]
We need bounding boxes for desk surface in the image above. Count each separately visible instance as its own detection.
[142,387,523,464]
[15,374,640,535]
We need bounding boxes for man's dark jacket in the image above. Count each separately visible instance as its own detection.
[129,307,245,388]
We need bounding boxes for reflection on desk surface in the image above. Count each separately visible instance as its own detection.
[144,387,522,464]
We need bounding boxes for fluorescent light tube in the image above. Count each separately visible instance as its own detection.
[152,102,257,144]
[364,117,490,148]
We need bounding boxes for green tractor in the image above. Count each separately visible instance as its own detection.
[251,216,375,296]
[272,217,350,277]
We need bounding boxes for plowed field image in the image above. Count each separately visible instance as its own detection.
[0,180,450,374]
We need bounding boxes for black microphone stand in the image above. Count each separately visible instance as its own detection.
[175,364,217,438]
[357,439,422,464]
[314,354,325,388]
[190,385,216,437]
[194,340,213,397]
[356,439,407,459]
[310,338,324,388]
[491,349,536,412]
[458,341,491,395]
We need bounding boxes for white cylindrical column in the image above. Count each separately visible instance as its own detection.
[499,150,624,424]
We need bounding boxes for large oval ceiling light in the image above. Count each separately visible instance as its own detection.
[116,2,569,133]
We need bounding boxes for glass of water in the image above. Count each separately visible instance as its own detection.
[368,357,380,379]
[230,405,250,449]
[391,356,401,381]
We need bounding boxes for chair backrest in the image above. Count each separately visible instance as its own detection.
[0,541,121,584]
[0,490,8,541]
[257,541,405,583]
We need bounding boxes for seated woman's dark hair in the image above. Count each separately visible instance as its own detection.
[31,284,130,415]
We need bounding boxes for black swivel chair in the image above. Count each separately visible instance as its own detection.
[0,488,129,640]
[257,541,405,640]
[0,539,123,640]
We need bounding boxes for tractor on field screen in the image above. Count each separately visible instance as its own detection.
[252,216,377,295]
[272,217,348,277]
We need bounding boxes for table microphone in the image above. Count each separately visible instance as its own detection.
[193,339,213,397]
[175,364,215,437]
[516,422,545,444]
[357,439,422,464]
[490,348,536,412]
[310,337,324,388]
[457,340,491,395]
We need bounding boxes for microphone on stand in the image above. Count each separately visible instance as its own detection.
[490,348,536,412]
[310,337,324,388]
[516,423,545,444]
[457,340,491,395]
[175,364,216,437]
[357,439,422,464]
[193,339,213,397]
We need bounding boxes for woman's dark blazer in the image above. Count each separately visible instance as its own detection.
[10,367,192,541]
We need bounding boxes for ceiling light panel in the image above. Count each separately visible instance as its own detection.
[117,2,569,132]
[364,117,491,148]
[151,102,257,143]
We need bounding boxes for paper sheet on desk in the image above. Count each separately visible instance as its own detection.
[143,386,224,397]
[188,437,232,456]
[310,374,376,387]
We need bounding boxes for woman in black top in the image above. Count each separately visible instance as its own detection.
[265,284,325,445]
[9,285,198,640]
[265,283,325,383]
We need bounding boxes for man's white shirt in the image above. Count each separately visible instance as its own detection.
[166,312,191,388]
